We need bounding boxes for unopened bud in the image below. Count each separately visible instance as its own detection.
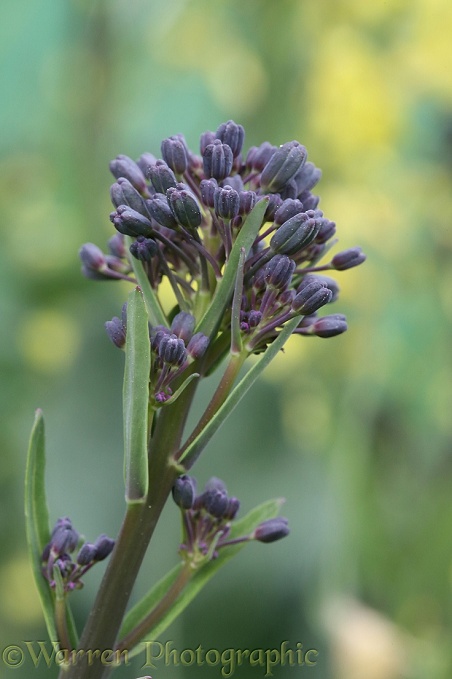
[331,247,366,271]
[109,155,147,193]
[129,236,158,261]
[105,316,126,348]
[213,185,240,220]
[161,135,188,175]
[110,205,153,238]
[246,142,277,172]
[264,255,296,290]
[260,141,307,193]
[79,243,106,272]
[270,213,319,256]
[293,161,322,194]
[76,542,97,566]
[238,190,257,215]
[311,314,347,338]
[274,199,304,225]
[93,534,115,561]
[215,120,245,158]
[158,334,187,365]
[292,280,332,315]
[186,332,210,359]
[253,517,289,543]
[170,311,196,342]
[202,140,233,181]
[203,489,229,518]
[172,475,197,510]
[200,178,218,208]
[147,160,178,194]
[167,185,202,231]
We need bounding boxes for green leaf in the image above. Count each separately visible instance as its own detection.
[123,287,151,503]
[179,316,301,468]
[120,498,284,655]
[125,236,168,327]
[196,198,268,339]
[24,410,57,642]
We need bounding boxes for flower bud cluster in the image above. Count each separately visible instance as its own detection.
[81,120,365,364]
[41,518,115,593]
[150,312,209,403]
[172,476,289,566]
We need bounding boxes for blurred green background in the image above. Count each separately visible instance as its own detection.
[1,0,452,677]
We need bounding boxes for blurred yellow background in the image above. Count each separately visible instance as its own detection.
[1,0,451,677]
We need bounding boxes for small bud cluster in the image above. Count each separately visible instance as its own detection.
[81,120,365,366]
[41,517,114,593]
[150,312,209,403]
[172,476,289,566]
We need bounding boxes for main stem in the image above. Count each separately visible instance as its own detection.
[59,387,196,679]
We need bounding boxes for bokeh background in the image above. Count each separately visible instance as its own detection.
[1,0,452,677]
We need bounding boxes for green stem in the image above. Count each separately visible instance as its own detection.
[58,386,197,679]
[175,351,247,464]
[116,563,193,654]
[55,595,72,653]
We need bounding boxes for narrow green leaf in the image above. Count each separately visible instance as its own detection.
[231,247,246,354]
[24,410,58,642]
[179,316,301,468]
[125,236,168,327]
[196,198,268,339]
[120,498,284,656]
[123,287,151,503]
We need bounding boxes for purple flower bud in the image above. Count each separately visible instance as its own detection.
[246,142,277,172]
[108,233,127,259]
[147,160,178,194]
[200,130,216,155]
[311,314,347,338]
[167,185,202,231]
[292,280,332,315]
[260,141,307,193]
[225,497,240,520]
[264,255,296,290]
[203,489,229,518]
[270,213,320,256]
[298,191,320,211]
[150,325,170,351]
[280,179,299,200]
[145,194,178,230]
[204,477,227,493]
[105,316,126,348]
[253,517,289,543]
[213,185,240,220]
[200,178,218,208]
[93,534,115,561]
[136,152,157,176]
[222,175,244,192]
[186,332,210,359]
[315,218,336,244]
[110,205,153,238]
[172,475,197,510]
[161,135,188,175]
[215,120,245,158]
[110,177,148,215]
[202,140,233,181]
[51,520,79,555]
[302,274,340,302]
[76,542,97,566]
[238,190,257,215]
[264,193,284,221]
[170,311,196,342]
[274,199,305,225]
[248,310,262,328]
[79,243,106,272]
[293,161,322,194]
[109,155,147,193]
[331,247,366,271]
[129,236,158,262]
[158,333,187,365]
